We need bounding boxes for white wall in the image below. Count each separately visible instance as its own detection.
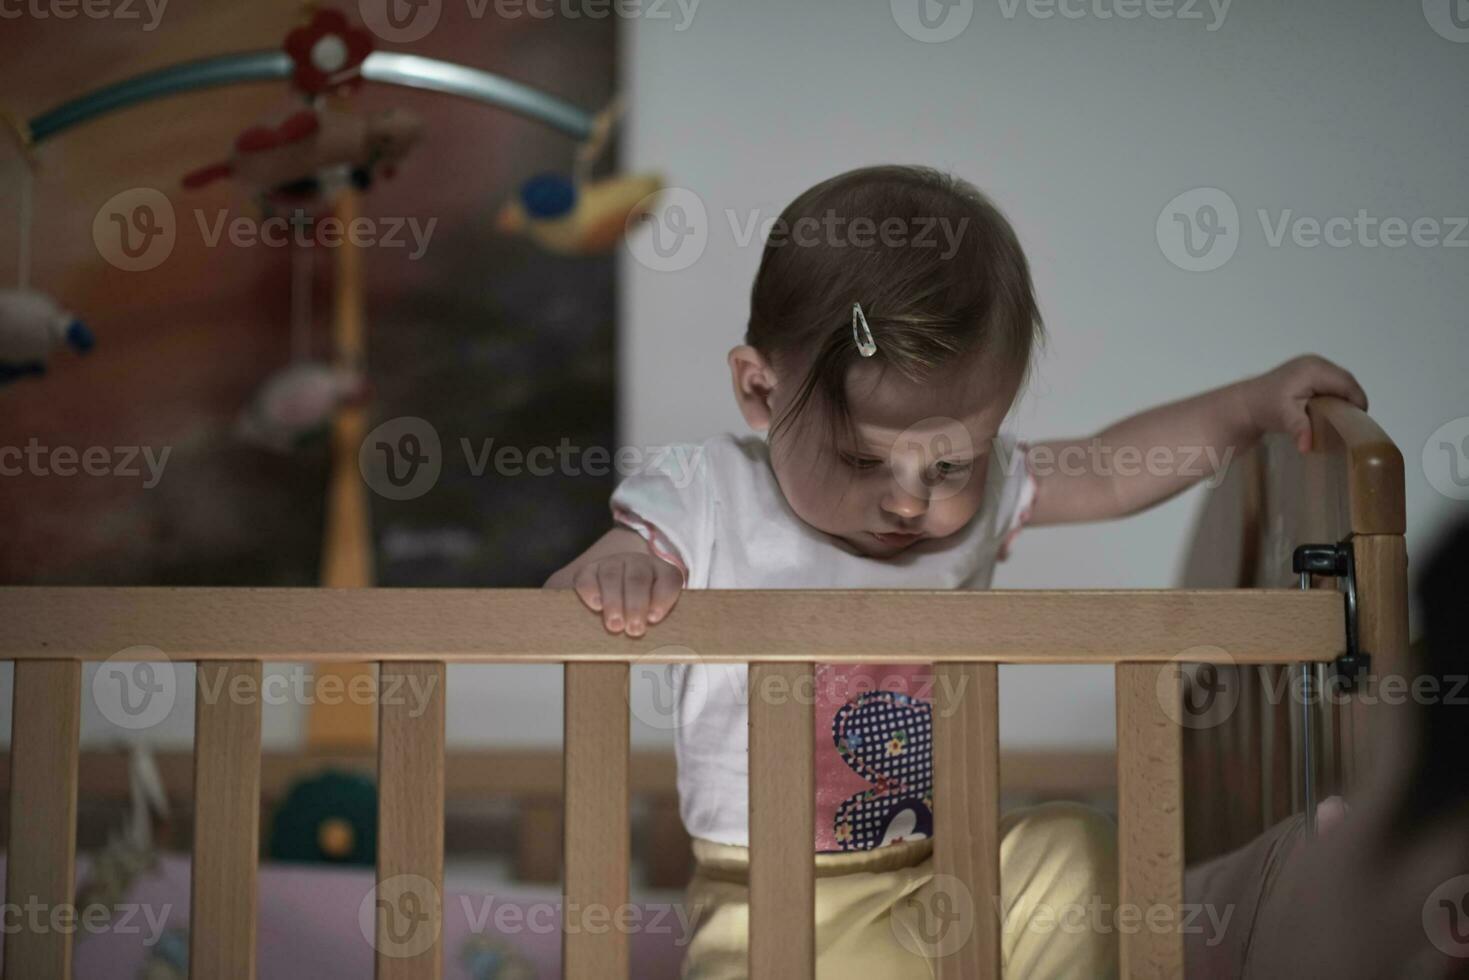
[7,0,1465,754]
[616,0,1468,749]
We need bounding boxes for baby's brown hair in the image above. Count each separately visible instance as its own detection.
[745,164,1045,451]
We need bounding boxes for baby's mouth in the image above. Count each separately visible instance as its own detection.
[870,530,924,548]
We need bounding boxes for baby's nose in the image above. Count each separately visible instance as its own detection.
[880,484,929,520]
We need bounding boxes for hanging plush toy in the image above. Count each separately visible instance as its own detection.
[181,6,421,216]
[181,104,423,216]
[0,288,93,384]
[234,360,370,453]
[495,95,664,256]
[75,744,170,934]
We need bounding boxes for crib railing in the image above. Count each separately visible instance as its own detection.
[0,398,1406,980]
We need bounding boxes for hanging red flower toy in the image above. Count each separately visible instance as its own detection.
[284,8,374,98]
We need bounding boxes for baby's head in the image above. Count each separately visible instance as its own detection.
[728,164,1043,558]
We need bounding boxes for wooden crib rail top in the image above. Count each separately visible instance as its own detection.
[0,586,1342,663]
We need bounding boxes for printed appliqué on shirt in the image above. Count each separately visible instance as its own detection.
[831,690,934,850]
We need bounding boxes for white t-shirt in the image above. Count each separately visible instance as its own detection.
[609,431,1036,848]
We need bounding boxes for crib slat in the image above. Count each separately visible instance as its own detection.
[932,662,1001,978]
[375,662,446,979]
[190,661,263,980]
[563,662,630,980]
[1116,663,1184,978]
[748,662,815,980]
[4,659,81,980]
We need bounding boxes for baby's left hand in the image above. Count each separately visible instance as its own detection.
[1246,354,1369,453]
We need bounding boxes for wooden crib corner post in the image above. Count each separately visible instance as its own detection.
[1116,662,1184,980]
[190,660,264,980]
[1343,532,1410,793]
[375,661,446,980]
[563,662,630,980]
[4,659,81,980]
[748,661,815,980]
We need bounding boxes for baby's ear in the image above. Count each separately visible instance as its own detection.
[727,345,778,432]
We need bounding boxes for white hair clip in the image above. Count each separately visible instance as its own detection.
[852,301,877,357]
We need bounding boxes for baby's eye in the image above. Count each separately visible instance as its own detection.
[839,453,883,470]
[934,460,972,476]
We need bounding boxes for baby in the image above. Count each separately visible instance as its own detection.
[544,164,1367,979]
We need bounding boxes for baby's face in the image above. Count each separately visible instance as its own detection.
[766,358,1021,559]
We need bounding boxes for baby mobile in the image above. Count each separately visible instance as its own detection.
[0,113,93,384]
[0,2,663,464]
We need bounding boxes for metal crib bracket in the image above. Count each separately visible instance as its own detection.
[1292,542,1372,691]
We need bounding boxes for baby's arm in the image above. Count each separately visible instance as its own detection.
[543,527,684,636]
[1025,354,1369,525]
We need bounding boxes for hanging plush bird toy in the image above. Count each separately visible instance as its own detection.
[0,288,93,384]
[495,95,664,256]
[234,360,371,453]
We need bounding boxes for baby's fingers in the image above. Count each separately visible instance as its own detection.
[621,561,656,636]
[572,563,605,613]
[646,562,684,625]
[595,560,627,633]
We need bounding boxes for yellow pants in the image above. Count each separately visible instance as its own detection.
[680,801,1119,980]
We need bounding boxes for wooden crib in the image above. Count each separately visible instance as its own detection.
[0,395,1408,980]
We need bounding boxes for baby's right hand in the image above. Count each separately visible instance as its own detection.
[572,552,684,636]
